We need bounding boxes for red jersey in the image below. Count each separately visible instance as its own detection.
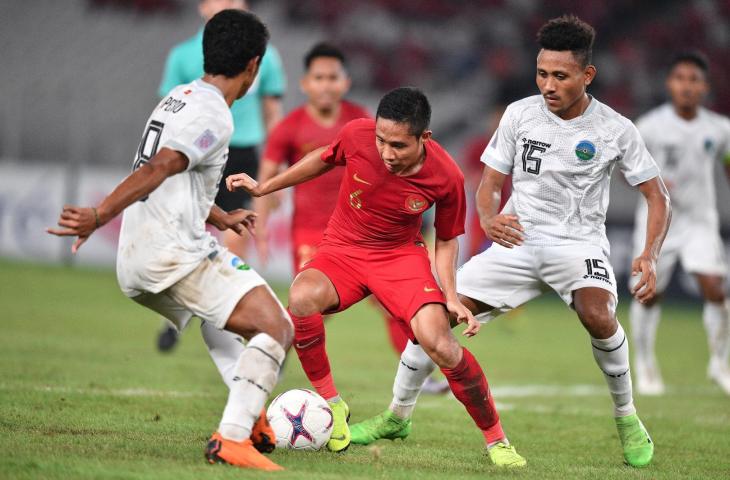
[263,101,370,233]
[321,118,466,250]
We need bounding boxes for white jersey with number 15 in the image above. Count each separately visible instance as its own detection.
[481,94,659,254]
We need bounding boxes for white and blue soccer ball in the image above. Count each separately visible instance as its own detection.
[266,389,333,450]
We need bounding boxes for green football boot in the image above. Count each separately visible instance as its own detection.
[615,414,654,467]
[487,442,527,467]
[350,410,412,445]
[327,398,351,452]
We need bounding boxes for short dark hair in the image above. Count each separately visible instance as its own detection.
[203,9,269,78]
[304,42,347,70]
[376,87,431,137]
[669,50,710,75]
[537,14,595,67]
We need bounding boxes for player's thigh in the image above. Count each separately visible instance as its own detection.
[130,291,193,331]
[540,244,618,308]
[367,244,446,337]
[681,225,728,285]
[290,246,369,316]
[166,250,289,340]
[457,244,542,324]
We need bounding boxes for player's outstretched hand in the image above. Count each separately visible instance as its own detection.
[631,254,657,304]
[46,205,99,253]
[224,209,257,236]
[482,214,524,248]
[447,299,481,337]
[226,173,262,196]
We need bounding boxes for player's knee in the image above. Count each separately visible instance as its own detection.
[701,282,725,303]
[288,284,324,317]
[576,304,617,339]
[419,336,461,369]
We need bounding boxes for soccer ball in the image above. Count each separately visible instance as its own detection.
[266,389,333,450]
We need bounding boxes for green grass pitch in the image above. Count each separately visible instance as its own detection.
[1,259,729,479]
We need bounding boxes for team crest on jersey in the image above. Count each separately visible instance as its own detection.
[704,138,714,153]
[575,140,596,161]
[405,194,428,213]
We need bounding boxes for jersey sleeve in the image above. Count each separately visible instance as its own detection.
[262,119,292,165]
[617,122,661,186]
[480,105,517,174]
[434,172,467,240]
[158,47,186,99]
[258,46,286,97]
[720,117,730,165]
[163,114,231,170]
[321,121,357,166]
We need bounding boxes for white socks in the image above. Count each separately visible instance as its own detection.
[389,340,437,419]
[200,320,246,389]
[219,333,285,442]
[591,323,636,417]
[703,301,730,365]
[629,300,661,366]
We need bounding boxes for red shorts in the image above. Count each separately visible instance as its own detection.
[292,229,325,274]
[302,241,446,339]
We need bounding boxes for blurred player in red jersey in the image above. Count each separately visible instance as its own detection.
[256,43,447,391]
[462,106,512,257]
[227,87,525,465]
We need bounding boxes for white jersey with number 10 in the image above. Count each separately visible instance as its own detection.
[117,80,233,297]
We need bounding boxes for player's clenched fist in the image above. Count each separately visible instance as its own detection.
[631,254,657,304]
[481,214,524,249]
[226,173,262,196]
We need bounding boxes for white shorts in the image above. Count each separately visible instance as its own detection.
[457,243,618,323]
[632,217,728,293]
[130,249,269,330]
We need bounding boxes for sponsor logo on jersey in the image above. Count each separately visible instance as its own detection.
[575,140,596,161]
[231,256,250,271]
[405,194,428,213]
[353,172,372,185]
[194,129,218,151]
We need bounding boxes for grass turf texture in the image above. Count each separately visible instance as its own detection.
[1,259,729,479]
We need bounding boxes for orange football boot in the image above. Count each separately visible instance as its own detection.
[251,408,276,453]
[205,432,283,471]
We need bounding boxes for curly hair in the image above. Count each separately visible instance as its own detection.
[203,9,269,78]
[537,14,595,67]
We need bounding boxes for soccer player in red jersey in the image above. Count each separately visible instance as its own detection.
[227,87,525,465]
[256,43,444,375]
[255,42,369,272]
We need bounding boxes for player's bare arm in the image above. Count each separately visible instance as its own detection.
[227,146,332,197]
[207,204,257,236]
[477,165,524,248]
[47,148,189,253]
[434,236,479,337]
[249,158,283,265]
[262,96,283,133]
[631,177,672,304]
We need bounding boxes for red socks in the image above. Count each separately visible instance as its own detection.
[441,348,505,444]
[290,309,338,399]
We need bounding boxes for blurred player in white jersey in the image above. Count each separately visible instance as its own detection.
[351,15,671,468]
[47,10,292,471]
[630,51,730,395]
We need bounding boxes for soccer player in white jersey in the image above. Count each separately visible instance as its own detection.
[47,10,292,471]
[630,51,730,396]
[351,15,671,468]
